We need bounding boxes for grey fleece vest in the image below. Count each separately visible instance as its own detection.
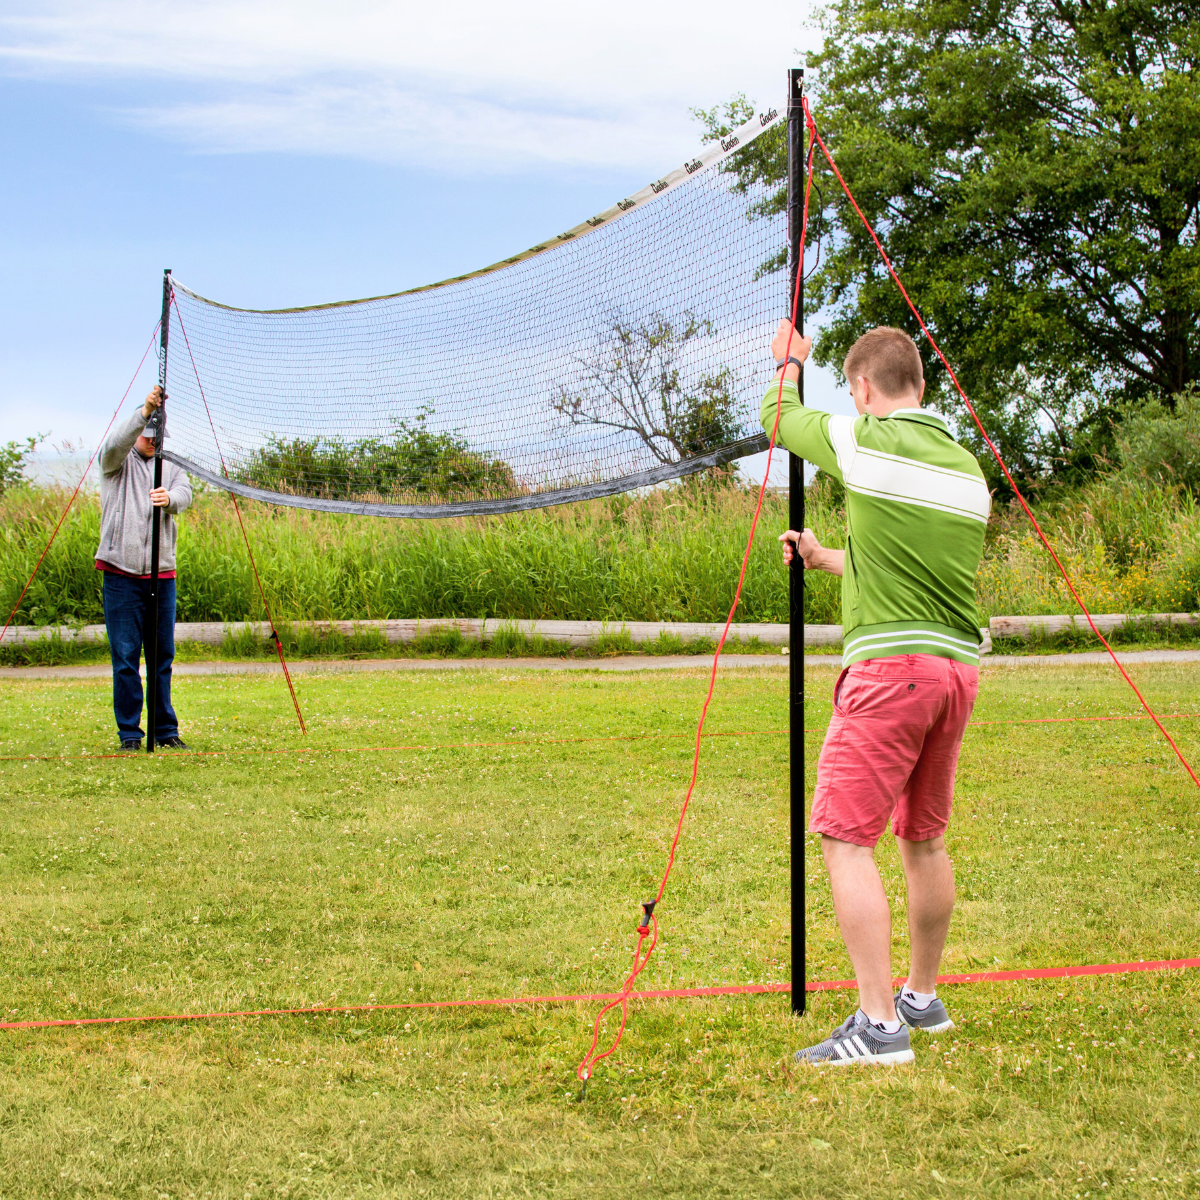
[95,407,192,576]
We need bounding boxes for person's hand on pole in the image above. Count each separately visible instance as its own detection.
[771,320,813,383]
[779,528,844,576]
[141,385,164,421]
[150,487,170,508]
[779,528,806,566]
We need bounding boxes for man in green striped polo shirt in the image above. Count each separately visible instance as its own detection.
[764,322,988,1066]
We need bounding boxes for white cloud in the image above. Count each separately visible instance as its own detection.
[118,81,681,172]
[0,0,820,171]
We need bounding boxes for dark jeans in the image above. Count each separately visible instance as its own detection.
[102,572,179,745]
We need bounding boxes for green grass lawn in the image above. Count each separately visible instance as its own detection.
[1,661,1199,1197]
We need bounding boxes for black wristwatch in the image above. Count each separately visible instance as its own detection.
[775,355,805,371]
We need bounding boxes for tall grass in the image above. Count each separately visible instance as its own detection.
[4,471,1199,630]
[978,476,1200,615]
[0,478,845,627]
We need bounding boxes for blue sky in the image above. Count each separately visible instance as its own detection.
[1,1,848,487]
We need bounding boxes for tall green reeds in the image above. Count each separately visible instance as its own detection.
[4,470,1199,630]
[0,478,845,627]
[977,477,1200,616]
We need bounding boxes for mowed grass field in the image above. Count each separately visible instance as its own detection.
[1,661,1199,1198]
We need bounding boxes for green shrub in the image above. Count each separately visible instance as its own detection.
[0,435,42,496]
[1115,384,1200,494]
[238,413,517,501]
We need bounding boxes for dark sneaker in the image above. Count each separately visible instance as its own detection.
[894,989,954,1034]
[794,1010,914,1066]
[156,737,189,750]
[118,739,141,752]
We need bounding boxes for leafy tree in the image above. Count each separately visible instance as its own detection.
[552,313,744,464]
[700,0,1200,489]
[0,435,43,496]
[1115,381,1200,492]
[239,410,517,500]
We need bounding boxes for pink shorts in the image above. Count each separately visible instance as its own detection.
[810,654,978,848]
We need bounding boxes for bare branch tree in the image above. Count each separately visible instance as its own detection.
[553,313,742,464]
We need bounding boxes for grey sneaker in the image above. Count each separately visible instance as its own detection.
[894,989,954,1033]
[794,1010,915,1066]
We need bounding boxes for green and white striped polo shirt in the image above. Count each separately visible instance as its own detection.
[763,381,989,667]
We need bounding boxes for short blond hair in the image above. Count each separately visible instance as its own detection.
[843,326,923,399]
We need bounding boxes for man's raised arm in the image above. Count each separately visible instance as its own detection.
[100,386,163,475]
[761,320,842,479]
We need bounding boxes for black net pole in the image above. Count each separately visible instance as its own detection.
[145,269,171,755]
[786,68,807,1016]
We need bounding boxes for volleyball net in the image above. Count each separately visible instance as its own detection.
[162,105,786,517]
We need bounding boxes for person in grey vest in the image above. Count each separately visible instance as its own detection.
[96,385,192,750]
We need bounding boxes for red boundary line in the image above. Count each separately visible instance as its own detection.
[4,957,1196,1031]
[0,729,785,763]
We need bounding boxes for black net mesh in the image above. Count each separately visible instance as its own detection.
[163,108,785,517]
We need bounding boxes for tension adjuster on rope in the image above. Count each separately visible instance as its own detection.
[637,900,656,936]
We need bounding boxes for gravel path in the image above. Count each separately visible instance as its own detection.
[0,654,796,680]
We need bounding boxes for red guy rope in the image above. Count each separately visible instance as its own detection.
[169,293,307,735]
[802,97,1200,792]
[1,325,161,644]
[575,128,819,1087]
[4,956,1197,1033]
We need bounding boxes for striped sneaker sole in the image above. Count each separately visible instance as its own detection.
[797,1029,916,1066]
[824,1046,915,1066]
